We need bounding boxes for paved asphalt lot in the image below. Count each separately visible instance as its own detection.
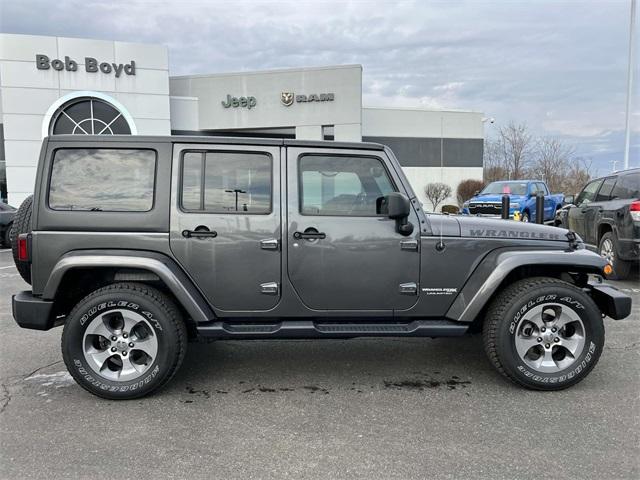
[0,248,638,480]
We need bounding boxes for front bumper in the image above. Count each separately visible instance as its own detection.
[12,291,54,330]
[589,282,632,320]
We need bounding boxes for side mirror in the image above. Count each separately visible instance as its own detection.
[474,190,480,196]
[377,193,414,236]
[563,195,574,205]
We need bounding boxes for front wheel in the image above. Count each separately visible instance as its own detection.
[483,277,604,390]
[62,282,187,399]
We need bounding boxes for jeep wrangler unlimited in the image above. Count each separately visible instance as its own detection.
[11,135,632,399]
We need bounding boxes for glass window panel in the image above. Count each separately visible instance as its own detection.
[49,149,155,211]
[611,172,640,200]
[181,153,202,210]
[299,155,396,216]
[596,177,616,201]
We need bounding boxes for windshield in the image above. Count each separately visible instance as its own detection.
[481,182,528,196]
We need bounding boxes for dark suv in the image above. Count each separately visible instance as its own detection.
[9,135,631,399]
[565,168,640,279]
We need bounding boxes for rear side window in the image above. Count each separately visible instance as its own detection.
[180,151,272,214]
[575,179,604,206]
[611,172,640,200]
[49,149,156,212]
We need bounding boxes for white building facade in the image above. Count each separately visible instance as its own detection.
[0,33,483,209]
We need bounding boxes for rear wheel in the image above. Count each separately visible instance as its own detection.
[10,195,33,284]
[61,282,187,399]
[599,232,632,280]
[483,277,604,390]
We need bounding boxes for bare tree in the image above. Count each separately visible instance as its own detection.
[563,157,594,196]
[498,122,533,179]
[424,182,452,212]
[530,137,575,193]
[483,138,507,183]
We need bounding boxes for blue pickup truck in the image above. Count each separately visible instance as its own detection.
[461,180,564,223]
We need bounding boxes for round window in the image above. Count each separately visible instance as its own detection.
[50,97,132,135]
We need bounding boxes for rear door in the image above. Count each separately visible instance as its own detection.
[170,144,282,312]
[286,147,420,312]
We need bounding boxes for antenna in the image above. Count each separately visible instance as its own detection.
[438,116,445,250]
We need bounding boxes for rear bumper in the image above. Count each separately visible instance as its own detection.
[617,238,640,261]
[589,282,632,320]
[12,291,54,330]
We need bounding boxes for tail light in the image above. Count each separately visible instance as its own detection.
[631,200,640,222]
[17,233,29,262]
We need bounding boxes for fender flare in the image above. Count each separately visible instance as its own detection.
[446,247,608,323]
[43,250,214,324]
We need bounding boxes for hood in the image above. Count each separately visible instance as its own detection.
[456,215,572,242]
[468,193,528,204]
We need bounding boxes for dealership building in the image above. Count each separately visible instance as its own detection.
[0,33,484,209]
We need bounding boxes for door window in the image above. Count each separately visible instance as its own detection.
[596,177,617,201]
[610,172,640,200]
[299,155,395,216]
[575,179,604,206]
[180,151,272,214]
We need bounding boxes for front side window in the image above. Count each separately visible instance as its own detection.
[575,179,604,206]
[180,151,272,214]
[49,149,156,211]
[299,155,396,216]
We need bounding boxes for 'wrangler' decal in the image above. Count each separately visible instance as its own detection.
[469,229,561,240]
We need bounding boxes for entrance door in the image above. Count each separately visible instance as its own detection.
[170,144,281,312]
[286,147,420,312]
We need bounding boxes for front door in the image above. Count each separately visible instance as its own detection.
[170,144,281,312]
[286,147,420,312]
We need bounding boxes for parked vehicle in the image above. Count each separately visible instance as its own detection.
[11,135,631,399]
[0,202,16,247]
[563,168,640,280]
[461,180,564,223]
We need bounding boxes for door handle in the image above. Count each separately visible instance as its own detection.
[260,238,279,250]
[293,230,326,240]
[182,226,218,238]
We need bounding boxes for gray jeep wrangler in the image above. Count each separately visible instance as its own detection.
[11,135,632,399]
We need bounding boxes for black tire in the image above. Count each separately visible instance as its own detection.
[61,282,187,400]
[598,231,632,280]
[10,195,33,284]
[2,223,11,247]
[483,277,604,391]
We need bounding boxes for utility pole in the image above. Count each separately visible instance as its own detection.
[225,189,246,211]
[624,0,637,170]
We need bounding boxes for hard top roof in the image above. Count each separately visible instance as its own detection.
[46,135,386,151]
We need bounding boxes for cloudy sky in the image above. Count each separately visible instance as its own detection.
[1,0,638,173]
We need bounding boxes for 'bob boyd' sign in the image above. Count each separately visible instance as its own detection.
[36,55,136,77]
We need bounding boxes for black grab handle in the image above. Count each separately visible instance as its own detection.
[182,229,218,238]
[293,231,326,240]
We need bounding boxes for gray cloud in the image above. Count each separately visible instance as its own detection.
[1,0,638,171]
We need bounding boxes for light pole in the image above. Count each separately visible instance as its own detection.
[624,0,636,170]
[225,188,246,211]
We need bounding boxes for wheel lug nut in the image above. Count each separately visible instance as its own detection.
[111,347,117,352]
[123,333,128,339]
[537,337,542,343]
[111,336,117,341]
[122,351,127,356]
[554,337,560,343]
[541,327,546,332]
[128,342,134,348]
[545,343,551,349]
[551,327,557,333]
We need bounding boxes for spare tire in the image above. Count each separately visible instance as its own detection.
[10,195,33,284]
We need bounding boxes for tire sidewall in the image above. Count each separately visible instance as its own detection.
[497,284,604,389]
[63,289,179,399]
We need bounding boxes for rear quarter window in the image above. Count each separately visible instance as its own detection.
[48,148,156,212]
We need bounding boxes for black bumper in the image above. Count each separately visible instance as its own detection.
[589,283,632,320]
[12,291,54,330]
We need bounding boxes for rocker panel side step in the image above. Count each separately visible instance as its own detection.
[196,320,468,339]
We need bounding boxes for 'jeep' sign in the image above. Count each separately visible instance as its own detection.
[36,54,136,77]
[221,94,257,109]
